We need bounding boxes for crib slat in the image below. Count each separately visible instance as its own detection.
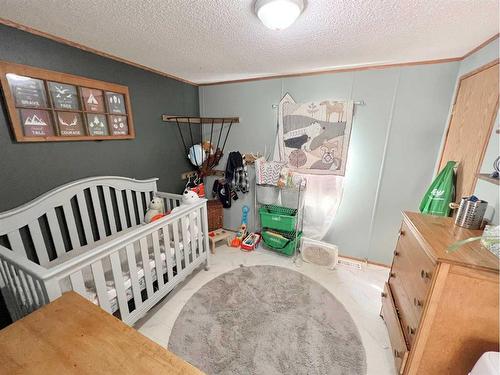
[172,220,183,273]
[91,260,112,313]
[125,243,142,309]
[180,217,191,267]
[162,225,174,282]
[115,190,128,230]
[34,279,48,305]
[103,186,117,234]
[125,190,139,226]
[28,221,50,266]
[90,187,106,240]
[201,204,210,257]
[7,230,27,257]
[165,198,172,212]
[189,212,197,262]
[17,270,35,312]
[24,273,41,308]
[8,263,29,316]
[196,208,203,259]
[46,209,66,257]
[151,231,164,288]
[69,270,87,298]
[109,251,129,320]
[0,260,23,319]
[136,192,145,223]
[62,203,80,250]
[76,191,95,245]
[139,238,154,298]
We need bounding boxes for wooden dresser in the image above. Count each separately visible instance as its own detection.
[381,211,499,375]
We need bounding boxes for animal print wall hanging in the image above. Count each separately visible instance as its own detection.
[277,93,354,175]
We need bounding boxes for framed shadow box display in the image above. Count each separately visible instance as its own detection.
[0,61,135,142]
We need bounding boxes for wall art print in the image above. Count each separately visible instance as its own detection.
[277,93,354,175]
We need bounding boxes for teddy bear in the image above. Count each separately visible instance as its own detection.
[171,189,200,237]
[144,197,165,223]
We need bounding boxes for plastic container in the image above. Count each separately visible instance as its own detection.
[300,237,338,269]
[256,184,279,205]
[259,205,297,232]
[261,229,302,256]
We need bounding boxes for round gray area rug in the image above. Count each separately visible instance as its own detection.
[168,265,367,375]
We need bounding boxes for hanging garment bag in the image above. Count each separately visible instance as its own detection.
[419,160,457,216]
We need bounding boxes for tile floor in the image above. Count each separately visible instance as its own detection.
[136,245,396,375]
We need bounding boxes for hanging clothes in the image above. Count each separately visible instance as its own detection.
[225,151,249,193]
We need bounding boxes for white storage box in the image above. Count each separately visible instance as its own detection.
[300,237,338,269]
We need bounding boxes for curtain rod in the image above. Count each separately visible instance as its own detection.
[271,100,365,109]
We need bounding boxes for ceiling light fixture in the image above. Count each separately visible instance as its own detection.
[255,0,304,31]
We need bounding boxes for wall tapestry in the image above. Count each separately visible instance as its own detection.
[277,93,354,175]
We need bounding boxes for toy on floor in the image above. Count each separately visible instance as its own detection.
[230,205,250,247]
[208,228,233,254]
[241,232,261,251]
[144,197,165,223]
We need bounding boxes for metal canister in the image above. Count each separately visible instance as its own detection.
[454,197,488,229]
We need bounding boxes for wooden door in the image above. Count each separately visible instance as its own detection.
[438,60,499,202]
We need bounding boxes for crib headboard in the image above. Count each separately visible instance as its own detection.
[0,176,158,266]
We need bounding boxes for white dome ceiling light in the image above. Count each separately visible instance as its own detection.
[255,0,305,31]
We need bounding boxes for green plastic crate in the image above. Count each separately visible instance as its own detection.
[261,229,302,256]
[259,205,297,232]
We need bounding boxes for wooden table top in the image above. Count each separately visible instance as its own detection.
[0,292,204,375]
[404,211,499,272]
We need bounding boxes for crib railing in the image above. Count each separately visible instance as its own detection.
[0,197,209,325]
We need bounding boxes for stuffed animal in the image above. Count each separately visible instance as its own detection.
[202,140,214,155]
[144,197,165,223]
[171,189,201,236]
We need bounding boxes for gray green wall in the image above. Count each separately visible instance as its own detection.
[200,62,460,265]
[0,24,199,326]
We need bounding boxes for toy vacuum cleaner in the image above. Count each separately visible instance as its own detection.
[231,206,249,247]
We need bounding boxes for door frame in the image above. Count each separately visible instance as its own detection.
[437,58,500,196]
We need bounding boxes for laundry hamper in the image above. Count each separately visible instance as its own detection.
[207,199,223,231]
[300,237,338,269]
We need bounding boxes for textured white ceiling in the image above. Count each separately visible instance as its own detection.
[0,0,498,84]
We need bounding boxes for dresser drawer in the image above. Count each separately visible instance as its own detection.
[381,283,409,374]
[391,222,435,317]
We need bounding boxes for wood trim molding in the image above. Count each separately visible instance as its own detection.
[338,254,391,269]
[1,17,498,87]
[461,33,500,60]
[0,17,198,87]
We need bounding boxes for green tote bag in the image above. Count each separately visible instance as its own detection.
[419,161,457,216]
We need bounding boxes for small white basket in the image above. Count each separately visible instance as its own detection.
[300,237,338,269]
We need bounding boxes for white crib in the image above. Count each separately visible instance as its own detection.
[0,176,209,326]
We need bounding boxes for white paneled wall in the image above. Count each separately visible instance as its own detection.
[200,62,459,265]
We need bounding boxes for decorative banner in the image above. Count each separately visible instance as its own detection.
[19,109,54,137]
[7,74,47,108]
[278,93,354,175]
[81,87,105,112]
[86,114,109,136]
[109,115,128,135]
[105,92,126,114]
[48,82,80,110]
[56,112,85,136]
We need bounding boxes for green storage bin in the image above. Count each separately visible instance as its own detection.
[259,205,297,232]
[261,229,302,256]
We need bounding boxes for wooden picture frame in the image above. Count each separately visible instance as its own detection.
[0,60,135,142]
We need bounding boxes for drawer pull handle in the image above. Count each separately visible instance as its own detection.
[381,292,387,298]
[393,250,400,256]
[420,270,431,280]
[390,272,396,278]
[413,298,423,307]
[394,349,403,358]
[407,325,416,335]
[398,230,405,237]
